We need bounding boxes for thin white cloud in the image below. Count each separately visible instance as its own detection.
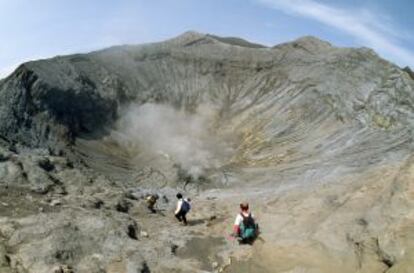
[257,0,414,67]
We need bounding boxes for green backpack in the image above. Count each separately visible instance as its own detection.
[240,213,256,240]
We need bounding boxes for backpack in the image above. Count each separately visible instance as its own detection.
[181,199,191,213]
[239,213,256,240]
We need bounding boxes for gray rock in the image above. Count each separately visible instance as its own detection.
[1,209,142,273]
[49,199,62,206]
[115,198,132,213]
[140,231,149,238]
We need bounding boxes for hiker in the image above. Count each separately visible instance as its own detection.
[145,194,159,213]
[232,202,258,244]
[174,193,191,225]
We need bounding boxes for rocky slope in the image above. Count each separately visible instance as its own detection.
[0,31,414,273]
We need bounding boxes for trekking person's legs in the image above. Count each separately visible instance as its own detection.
[175,210,187,225]
[181,211,187,225]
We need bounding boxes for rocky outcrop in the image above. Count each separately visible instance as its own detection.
[403,66,414,80]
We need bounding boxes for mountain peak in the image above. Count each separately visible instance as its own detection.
[167,31,208,45]
[206,34,267,48]
[168,31,267,48]
[273,35,333,53]
[294,35,332,45]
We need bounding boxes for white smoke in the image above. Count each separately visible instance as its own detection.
[110,103,231,178]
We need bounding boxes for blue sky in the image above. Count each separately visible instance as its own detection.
[1,0,413,79]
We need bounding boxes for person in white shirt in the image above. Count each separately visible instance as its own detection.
[232,202,257,243]
[174,193,191,225]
